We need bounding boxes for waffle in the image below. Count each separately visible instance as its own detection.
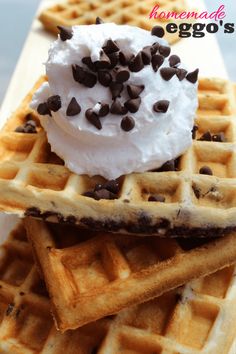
[25,217,236,331]
[1,222,236,353]
[0,77,236,237]
[39,0,192,45]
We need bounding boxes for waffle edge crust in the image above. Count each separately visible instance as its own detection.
[1,76,236,237]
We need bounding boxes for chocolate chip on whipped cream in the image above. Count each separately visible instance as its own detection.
[124,97,141,113]
[151,54,164,72]
[153,100,170,113]
[169,55,181,67]
[160,67,177,81]
[47,95,61,112]
[186,69,199,84]
[57,26,73,41]
[121,116,135,131]
[31,23,199,179]
[127,84,144,99]
[66,97,81,116]
[151,25,165,38]
[85,109,102,130]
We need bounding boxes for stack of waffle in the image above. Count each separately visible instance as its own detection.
[0,75,236,352]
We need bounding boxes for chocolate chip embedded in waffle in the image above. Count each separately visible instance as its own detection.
[25,217,236,331]
[0,77,236,237]
[1,222,236,353]
[38,0,193,45]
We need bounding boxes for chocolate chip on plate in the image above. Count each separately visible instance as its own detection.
[176,68,187,81]
[85,109,102,130]
[124,97,141,113]
[199,166,213,175]
[66,97,81,116]
[151,25,165,38]
[115,67,130,83]
[159,45,171,57]
[98,70,112,87]
[47,95,61,112]
[37,102,51,116]
[148,194,165,202]
[121,116,135,131]
[109,82,123,99]
[96,17,104,24]
[186,69,199,83]
[129,52,144,72]
[153,100,170,113]
[160,67,176,81]
[57,26,73,41]
[110,100,127,115]
[169,55,181,67]
[212,132,226,142]
[151,54,164,72]
[127,84,144,99]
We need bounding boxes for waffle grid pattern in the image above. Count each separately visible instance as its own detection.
[0,222,236,353]
[0,78,236,236]
[39,0,191,44]
[25,217,236,331]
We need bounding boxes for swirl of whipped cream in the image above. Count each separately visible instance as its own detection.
[31,23,198,179]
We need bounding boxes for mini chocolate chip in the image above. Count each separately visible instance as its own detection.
[151,54,164,72]
[169,55,180,67]
[37,103,51,116]
[72,65,97,88]
[127,84,144,99]
[85,109,102,130]
[153,100,169,113]
[110,100,128,115]
[83,71,97,88]
[83,191,96,198]
[199,131,212,141]
[129,52,144,72]
[192,125,198,139]
[47,95,61,112]
[97,103,109,117]
[19,292,25,296]
[119,51,134,66]
[176,68,187,81]
[103,180,120,194]
[121,116,135,131]
[159,45,171,57]
[141,47,152,65]
[160,67,176,81]
[192,184,201,199]
[94,189,116,200]
[102,39,119,54]
[115,68,130,83]
[124,97,141,113]
[6,303,14,316]
[148,195,165,202]
[107,52,119,69]
[96,17,104,24]
[98,70,112,87]
[212,132,226,142]
[151,25,165,38]
[57,26,73,41]
[26,120,36,128]
[199,166,213,175]
[159,160,175,171]
[186,69,199,83]
[15,126,25,133]
[109,82,123,99]
[82,56,96,72]
[95,51,111,70]
[150,42,160,55]
[25,207,41,217]
[66,97,81,116]
[24,124,37,134]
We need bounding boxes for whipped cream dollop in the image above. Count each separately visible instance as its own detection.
[31,23,198,179]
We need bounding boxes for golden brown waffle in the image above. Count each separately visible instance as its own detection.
[39,0,191,45]
[25,217,236,331]
[1,222,236,353]
[0,77,236,237]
